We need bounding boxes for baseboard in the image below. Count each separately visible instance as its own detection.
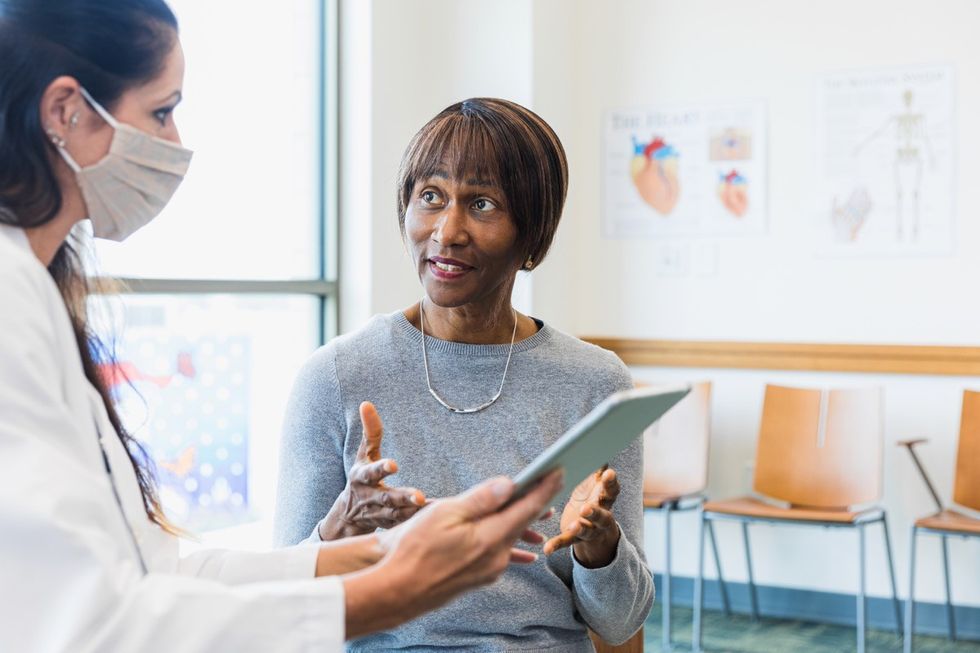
[654,574,980,640]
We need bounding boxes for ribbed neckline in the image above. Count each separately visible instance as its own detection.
[393,311,553,357]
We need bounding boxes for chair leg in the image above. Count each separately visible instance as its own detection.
[662,504,672,651]
[706,520,731,615]
[692,508,706,653]
[857,524,867,653]
[904,527,917,653]
[741,522,760,621]
[941,535,956,640]
[882,515,903,635]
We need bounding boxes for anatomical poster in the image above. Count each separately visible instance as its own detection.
[602,100,767,238]
[815,64,954,257]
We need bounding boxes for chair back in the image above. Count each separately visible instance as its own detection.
[954,390,980,511]
[753,384,882,509]
[641,381,712,499]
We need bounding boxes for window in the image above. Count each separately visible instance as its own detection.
[92,0,337,543]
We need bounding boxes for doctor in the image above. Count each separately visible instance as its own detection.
[0,0,562,651]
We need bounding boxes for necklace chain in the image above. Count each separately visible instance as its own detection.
[419,298,518,414]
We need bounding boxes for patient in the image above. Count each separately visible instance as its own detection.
[274,98,653,651]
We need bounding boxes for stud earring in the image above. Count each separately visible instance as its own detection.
[46,128,66,148]
[69,112,80,129]
[524,259,534,270]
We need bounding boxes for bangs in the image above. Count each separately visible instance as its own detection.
[402,113,507,194]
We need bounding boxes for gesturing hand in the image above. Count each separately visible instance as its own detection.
[343,471,564,639]
[543,465,621,568]
[318,402,426,541]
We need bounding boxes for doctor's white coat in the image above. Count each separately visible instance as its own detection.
[0,223,344,652]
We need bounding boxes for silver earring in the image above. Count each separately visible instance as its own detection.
[69,112,80,129]
[46,128,66,148]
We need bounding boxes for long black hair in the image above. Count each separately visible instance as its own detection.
[0,0,179,532]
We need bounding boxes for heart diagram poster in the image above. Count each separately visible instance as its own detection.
[602,100,767,238]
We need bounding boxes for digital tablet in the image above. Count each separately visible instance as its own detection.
[510,384,691,504]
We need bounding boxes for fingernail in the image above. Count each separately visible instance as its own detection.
[528,553,539,562]
[384,460,395,473]
[491,478,512,497]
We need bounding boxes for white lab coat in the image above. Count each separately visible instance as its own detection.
[0,224,345,652]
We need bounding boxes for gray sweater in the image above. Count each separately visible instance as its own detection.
[273,312,654,652]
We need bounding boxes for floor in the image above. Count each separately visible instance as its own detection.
[643,604,980,652]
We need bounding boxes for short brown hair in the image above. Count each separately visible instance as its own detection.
[396,98,568,269]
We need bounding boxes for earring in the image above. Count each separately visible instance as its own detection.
[524,259,534,270]
[46,128,66,148]
[69,112,80,129]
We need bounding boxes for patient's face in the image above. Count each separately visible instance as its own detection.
[403,168,524,309]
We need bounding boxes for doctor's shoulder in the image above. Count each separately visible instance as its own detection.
[0,226,64,322]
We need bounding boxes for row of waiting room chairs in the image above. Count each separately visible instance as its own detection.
[590,382,979,653]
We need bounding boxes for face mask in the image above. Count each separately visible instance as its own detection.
[55,87,193,241]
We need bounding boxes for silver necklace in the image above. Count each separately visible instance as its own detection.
[419,298,518,414]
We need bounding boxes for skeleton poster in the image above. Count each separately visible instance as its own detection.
[815,65,955,256]
[602,101,768,238]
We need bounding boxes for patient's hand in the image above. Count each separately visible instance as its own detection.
[542,466,621,568]
[317,402,426,541]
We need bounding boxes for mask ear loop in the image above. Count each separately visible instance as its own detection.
[53,87,118,173]
[78,86,120,129]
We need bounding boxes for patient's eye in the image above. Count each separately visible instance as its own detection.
[421,189,442,205]
[473,198,496,212]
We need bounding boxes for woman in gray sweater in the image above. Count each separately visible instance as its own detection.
[274,98,654,652]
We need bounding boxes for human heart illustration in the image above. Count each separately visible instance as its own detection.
[630,136,680,216]
[717,169,749,218]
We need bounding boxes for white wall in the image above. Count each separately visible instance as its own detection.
[339,0,535,331]
[339,0,980,607]
[546,0,980,345]
[537,0,980,607]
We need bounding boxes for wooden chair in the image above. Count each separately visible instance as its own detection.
[691,384,902,653]
[640,381,729,651]
[589,629,644,653]
[900,389,980,653]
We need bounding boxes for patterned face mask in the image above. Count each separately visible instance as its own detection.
[55,87,193,242]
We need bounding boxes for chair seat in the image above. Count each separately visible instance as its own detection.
[643,493,679,509]
[704,496,881,523]
[915,509,980,535]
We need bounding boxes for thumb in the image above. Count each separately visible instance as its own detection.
[453,476,514,520]
[356,401,384,462]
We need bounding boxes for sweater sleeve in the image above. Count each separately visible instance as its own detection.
[273,346,350,547]
[570,362,655,645]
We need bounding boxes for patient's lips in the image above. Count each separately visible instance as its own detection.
[428,256,474,280]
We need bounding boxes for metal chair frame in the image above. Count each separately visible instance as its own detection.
[900,436,980,653]
[692,505,903,653]
[648,494,730,651]
[904,524,978,653]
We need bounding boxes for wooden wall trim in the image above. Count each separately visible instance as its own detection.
[581,338,980,376]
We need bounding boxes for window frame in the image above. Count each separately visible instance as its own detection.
[94,0,340,346]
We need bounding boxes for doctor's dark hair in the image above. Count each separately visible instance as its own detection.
[396,98,569,270]
[0,0,179,533]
